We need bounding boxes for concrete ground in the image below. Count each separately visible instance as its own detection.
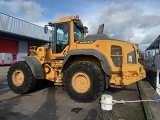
[0,66,154,120]
[0,66,9,76]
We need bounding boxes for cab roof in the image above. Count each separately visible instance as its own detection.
[48,15,79,25]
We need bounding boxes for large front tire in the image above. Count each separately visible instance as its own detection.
[7,61,37,94]
[63,61,105,102]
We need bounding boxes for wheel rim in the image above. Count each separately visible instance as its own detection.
[71,72,91,93]
[12,70,24,86]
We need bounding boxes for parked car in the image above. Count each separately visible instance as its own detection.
[0,53,13,65]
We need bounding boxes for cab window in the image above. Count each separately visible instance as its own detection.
[111,45,122,67]
[55,23,69,53]
[74,23,84,41]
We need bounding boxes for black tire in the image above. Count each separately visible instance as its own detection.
[63,61,105,102]
[7,61,37,94]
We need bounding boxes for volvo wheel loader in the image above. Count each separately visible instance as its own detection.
[7,15,146,102]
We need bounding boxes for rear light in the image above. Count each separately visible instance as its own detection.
[12,60,17,64]
[0,60,4,65]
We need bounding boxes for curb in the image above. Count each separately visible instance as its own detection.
[138,80,160,120]
[137,81,153,120]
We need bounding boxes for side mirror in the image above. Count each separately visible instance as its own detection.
[44,25,48,34]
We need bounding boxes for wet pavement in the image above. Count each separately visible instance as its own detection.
[0,66,146,120]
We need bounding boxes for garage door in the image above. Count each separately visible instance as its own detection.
[0,39,18,55]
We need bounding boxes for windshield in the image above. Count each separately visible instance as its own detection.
[74,23,84,40]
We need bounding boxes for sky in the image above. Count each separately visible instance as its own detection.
[0,0,160,51]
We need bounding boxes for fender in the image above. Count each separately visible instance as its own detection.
[62,49,112,76]
[22,56,44,79]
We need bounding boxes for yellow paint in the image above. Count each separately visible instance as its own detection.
[110,74,122,86]
[122,63,146,85]
[71,72,90,93]
[12,70,24,86]
[43,64,55,81]
[30,46,46,64]
[29,15,146,87]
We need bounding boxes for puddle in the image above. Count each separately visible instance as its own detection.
[71,107,83,113]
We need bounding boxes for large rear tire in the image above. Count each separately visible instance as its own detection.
[63,61,105,102]
[7,61,37,94]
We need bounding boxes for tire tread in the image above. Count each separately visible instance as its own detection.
[63,61,105,102]
[7,61,37,94]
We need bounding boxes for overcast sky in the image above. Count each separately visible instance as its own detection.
[0,0,160,51]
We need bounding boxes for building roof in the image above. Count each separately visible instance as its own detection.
[146,35,160,50]
[0,12,51,42]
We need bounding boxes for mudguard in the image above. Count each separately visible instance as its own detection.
[22,56,44,79]
[62,49,112,76]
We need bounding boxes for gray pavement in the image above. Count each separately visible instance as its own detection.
[0,66,9,76]
[0,77,145,120]
[1,66,159,120]
[138,80,160,120]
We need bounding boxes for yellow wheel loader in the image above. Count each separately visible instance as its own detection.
[7,15,146,102]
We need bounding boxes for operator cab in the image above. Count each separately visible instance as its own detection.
[44,16,88,53]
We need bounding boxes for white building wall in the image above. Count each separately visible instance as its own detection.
[17,41,28,61]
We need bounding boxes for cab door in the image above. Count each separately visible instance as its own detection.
[55,22,70,54]
[45,22,70,82]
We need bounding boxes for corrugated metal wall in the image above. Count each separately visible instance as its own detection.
[0,12,51,41]
[17,41,28,61]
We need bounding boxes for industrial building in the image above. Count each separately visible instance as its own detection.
[145,35,160,59]
[0,12,51,61]
[146,35,160,51]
